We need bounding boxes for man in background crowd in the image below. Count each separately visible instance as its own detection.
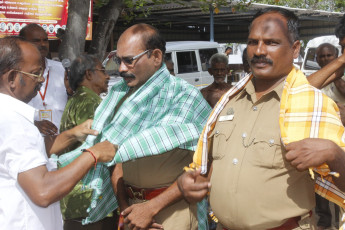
[201,53,232,107]
[225,46,232,56]
[20,23,67,135]
[317,43,345,104]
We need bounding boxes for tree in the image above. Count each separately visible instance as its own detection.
[59,0,251,61]
[88,0,123,60]
[58,0,90,61]
[255,0,345,12]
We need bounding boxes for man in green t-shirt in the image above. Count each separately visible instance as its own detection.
[60,54,112,230]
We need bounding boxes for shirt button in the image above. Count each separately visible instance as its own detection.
[215,130,219,134]
[242,132,247,138]
[232,158,239,165]
[269,139,275,144]
[253,106,257,111]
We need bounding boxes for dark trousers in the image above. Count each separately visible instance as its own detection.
[315,193,340,227]
[64,214,118,230]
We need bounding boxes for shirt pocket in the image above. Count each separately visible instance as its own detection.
[250,132,284,169]
[210,122,236,160]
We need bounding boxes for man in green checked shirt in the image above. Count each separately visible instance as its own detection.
[58,23,211,229]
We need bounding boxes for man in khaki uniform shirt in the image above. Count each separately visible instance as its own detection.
[177,8,345,230]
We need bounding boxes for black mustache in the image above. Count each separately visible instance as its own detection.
[120,72,135,78]
[250,56,273,65]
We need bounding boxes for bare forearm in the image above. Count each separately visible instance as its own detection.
[18,140,115,207]
[148,181,183,216]
[308,57,345,89]
[18,151,95,207]
[112,163,128,211]
[42,152,95,203]
[45,129,77,155]
[45,119,99,156]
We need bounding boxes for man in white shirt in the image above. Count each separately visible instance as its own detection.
[0,36,116,230]
[20,23,67,135]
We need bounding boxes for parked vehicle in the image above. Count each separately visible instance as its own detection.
[103,50,122,89]
[301,35,341,76]
[165,41,222,88]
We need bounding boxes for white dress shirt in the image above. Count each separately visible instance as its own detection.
[0,93,63,230]
[29,58,67,132]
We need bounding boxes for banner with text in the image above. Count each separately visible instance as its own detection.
[0,0,92,40]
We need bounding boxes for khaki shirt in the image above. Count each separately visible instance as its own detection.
[123,148,193,188]
[209,80,315,229]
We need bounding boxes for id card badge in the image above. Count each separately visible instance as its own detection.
[219,115,234,121]
[39,109,52,122]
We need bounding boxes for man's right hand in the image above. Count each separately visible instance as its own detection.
[177,169,211,203]
[89,140,116,163]
[34,120,58,136]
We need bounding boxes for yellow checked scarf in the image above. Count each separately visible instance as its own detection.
[190,67,345,210]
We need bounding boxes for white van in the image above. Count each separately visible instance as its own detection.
[301,35,341,76]
[165,41,222,88]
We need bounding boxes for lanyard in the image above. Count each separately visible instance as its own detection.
[39,71,49,107]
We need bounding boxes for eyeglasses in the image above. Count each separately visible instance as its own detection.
[113,50,150,66]
[12,68,44,81]
[94,68,107,74]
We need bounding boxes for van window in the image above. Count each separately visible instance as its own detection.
[199,48,218,70]
[304,48,321,70]
[176,51,198,73]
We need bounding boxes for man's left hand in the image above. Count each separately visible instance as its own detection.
[285,138,336,171]
[70,119,98,142]
[122,202,163,229]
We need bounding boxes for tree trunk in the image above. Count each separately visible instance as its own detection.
[88,0,123,60]
[58,0,90,61]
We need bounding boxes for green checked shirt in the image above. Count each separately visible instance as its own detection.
[59,86,102,220]
[58,65,212,225]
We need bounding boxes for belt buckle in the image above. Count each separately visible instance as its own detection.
[128,186,145,200]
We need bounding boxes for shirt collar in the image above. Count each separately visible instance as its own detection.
[236,76,285,102]
[0,93,36,123]
[76,86,101,98]
[44,58,50,76]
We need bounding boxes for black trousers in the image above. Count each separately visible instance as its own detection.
[315,193,340,227]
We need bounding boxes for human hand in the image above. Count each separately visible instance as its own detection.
[34,120,58,136]
[70,119,98,142]
[89,140,116,162]
[177,169,210,203]
[122,202,163,230]
[285,138,338,171]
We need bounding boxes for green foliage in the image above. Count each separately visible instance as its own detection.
[94,0,110,9]
[119,0,255,23]
[255,0,345,12]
